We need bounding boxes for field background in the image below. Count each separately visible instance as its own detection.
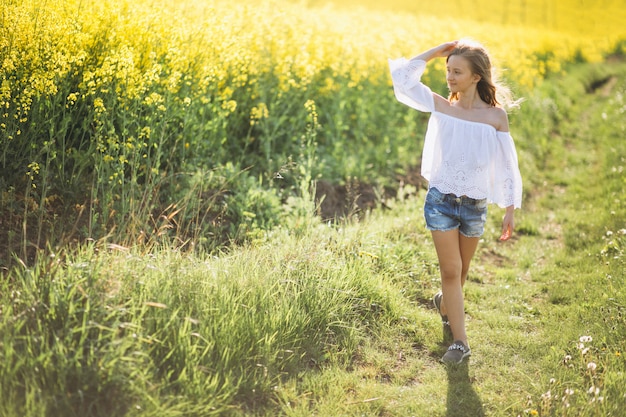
[1,0,626,416]
[1,0,625,263]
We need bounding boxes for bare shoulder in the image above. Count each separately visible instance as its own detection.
[432,92,450,110]
[491,107,509,132]
[433,98,511,132]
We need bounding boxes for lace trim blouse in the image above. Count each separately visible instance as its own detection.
[388,57,523,209]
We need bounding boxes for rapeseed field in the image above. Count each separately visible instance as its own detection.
[0,0,624,254]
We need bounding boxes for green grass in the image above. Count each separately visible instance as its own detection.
[2,44,626,417]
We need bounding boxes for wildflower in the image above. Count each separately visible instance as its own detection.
[565,388,574,396]
[588,386,600,396]
[529,410,538,416]
[93,97,106,113]
[139,126,151,139]
[250,103,269,125]
[579,335,593,343]
[67,92,78,105]
[587,362,597,371]
[221,100,237,113]
[616,351,621,357]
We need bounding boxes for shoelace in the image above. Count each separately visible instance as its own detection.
[447,342,468,352]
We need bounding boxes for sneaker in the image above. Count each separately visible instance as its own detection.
[441,340,471,365]
[433,291,453,342]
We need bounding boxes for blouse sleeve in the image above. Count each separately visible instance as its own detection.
[388,58,435,113]
[493,132,523,209]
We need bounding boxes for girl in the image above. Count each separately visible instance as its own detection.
[389,40,523,364]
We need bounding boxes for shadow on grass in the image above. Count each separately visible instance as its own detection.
[445,361,484,417]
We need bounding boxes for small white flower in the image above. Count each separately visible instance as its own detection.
[579,335,593,343]
[565,388,575,396]
[587,362,597,371]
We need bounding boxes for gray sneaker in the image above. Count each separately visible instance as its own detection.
[433,291,453,342]
[441,340,471,365]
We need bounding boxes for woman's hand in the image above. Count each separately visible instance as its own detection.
[437,41,458,58]
[412,41,459,62]
[500,206,515,241]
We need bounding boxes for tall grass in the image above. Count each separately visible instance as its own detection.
[0,218,421,416]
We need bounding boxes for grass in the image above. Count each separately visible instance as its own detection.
[2,60,626,416]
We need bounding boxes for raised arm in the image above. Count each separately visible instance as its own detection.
[389,41,459,113]
[411,41,459,62]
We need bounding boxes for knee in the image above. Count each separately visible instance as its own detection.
[440,263,462,282]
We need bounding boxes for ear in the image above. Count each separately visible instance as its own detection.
[473,73,481,83]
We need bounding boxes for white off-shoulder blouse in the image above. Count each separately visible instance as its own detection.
[388,57,523,209]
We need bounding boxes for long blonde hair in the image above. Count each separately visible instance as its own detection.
[447,39,520,110]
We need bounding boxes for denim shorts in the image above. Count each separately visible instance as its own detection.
[424,187,488,237]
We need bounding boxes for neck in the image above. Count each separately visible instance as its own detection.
[456,88,483,109]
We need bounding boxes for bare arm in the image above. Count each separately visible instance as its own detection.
[406,42,458,112]
[500,206,515,241]
[411,41,459,62]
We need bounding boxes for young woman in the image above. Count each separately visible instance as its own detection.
[388,40,523,364]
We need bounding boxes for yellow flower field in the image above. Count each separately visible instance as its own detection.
[0,0,625,250]
[1,0,623,121]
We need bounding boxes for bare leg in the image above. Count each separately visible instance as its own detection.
[431,230,480,346]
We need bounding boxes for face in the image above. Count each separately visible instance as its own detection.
[446,55,480,94]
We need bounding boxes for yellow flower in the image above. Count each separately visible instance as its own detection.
[250,103,269,122]
[93,97,106,113]
[67,92,78,105]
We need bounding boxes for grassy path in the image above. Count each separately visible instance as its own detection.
[306,64,626,417]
